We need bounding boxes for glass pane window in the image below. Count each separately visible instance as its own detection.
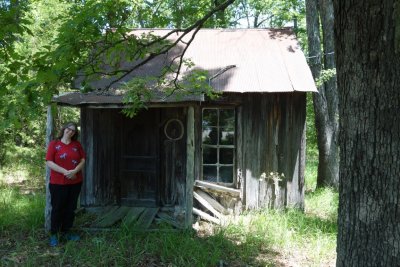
[220,148,233,164]
[219,166,233,183]
[202,109,218,127]
[220,109,235,128]
[203,166,217,182]
[203,147,217,164]
[202,108,235,183]
[220,128,234,145]
[202,126,218,145]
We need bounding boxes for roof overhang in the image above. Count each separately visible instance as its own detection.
[54,28,317,107]
[53,91,205,107]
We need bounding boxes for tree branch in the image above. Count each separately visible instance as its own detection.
[95,0,235,92]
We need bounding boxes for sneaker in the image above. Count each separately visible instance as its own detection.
[49,235,58,247]
[65,233,80,241]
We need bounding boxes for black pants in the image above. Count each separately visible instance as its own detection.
[49,183,82,235]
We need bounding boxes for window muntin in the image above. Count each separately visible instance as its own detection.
[202,108,235,183]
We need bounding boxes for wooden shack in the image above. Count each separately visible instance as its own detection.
[51,28,317,229]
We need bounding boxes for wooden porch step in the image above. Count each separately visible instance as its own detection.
[89,206,167,229]
[92,206,131,228]
[122,207,145,226]
[134,207,159,229]
[156,212,183,229]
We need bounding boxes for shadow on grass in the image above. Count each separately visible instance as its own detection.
[0,186,275,266]
[286,210,337,235]
[0,185,336,267]
[1,224,276,266]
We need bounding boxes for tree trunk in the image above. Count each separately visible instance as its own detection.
[334,0,400,265]
[45,104,56,232]
[306,0,322,84]
[214,0,228,27]
[316,0,339,188]
[306,0,339,189]
[253,11,259,28]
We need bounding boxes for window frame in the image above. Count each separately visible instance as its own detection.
[201,106,236,185]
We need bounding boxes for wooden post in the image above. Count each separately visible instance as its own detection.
[236,106,244,205]
[185,106,195,228]
[45,104,56,232]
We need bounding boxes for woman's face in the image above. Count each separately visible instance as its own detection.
[63,125,76,139]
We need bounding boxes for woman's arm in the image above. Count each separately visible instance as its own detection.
[46,160,68,175]
[65,158,86,179]
[73,158,85,173]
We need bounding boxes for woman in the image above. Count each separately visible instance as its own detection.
[45,122,86,247]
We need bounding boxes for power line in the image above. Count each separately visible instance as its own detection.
[306,51,335,59]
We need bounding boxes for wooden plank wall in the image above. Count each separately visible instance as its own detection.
[242,92,306,210]
[81,108,119,206]
[80,93,306,213]
[159,107,188,218]
[81,107,190,212]
[80,107,94,206]
[185,106,195,227]
[279,93,306,209]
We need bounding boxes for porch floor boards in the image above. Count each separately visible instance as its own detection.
[87,206,182,230]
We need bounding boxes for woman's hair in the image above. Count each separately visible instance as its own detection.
[56,122,79,141]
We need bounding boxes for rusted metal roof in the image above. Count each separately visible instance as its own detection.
[54,28,316,106]
[182,28,317,93]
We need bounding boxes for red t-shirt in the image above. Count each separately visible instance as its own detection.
[45,140,86,185]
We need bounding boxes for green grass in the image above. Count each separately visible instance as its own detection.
[0,141,337,266]
[222,200,337,266]
[0,185,45,232]
[305,151,318,192]
[0,181,337,266]
[306,187,339,221]
[306,92,319,192]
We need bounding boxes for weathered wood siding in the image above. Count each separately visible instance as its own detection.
[80,107,188,212]
[120,109,160,207]
[80,92,306,213]
[185,106,195,227]
[81,108,120,206]
[159,107,187,219]
[241,93,306,209]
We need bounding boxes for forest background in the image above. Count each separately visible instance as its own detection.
[0,0,338,266]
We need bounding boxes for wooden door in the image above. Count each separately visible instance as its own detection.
[120,109,159,207]
[160,108,187,207]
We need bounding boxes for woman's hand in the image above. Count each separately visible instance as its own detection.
[46,159,84,180]
[67,159,85,179]
[65,169,77,179]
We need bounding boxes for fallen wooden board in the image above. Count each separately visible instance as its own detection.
[195,189,229,215]
[135,208,159,229]
[81,227,180,232]
[122,207,145,226]
[91,206,119,226]
[98,205,118,215]
[156,212,183,229]
[93,206,131,228]
[194,191,223,219]
[194,180,240,196]
[193,207,220,225]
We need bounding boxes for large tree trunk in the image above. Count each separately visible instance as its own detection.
[334,0,400,265]
[306,0,322,88]
[306,0,339,189]
[317,0,339,188]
